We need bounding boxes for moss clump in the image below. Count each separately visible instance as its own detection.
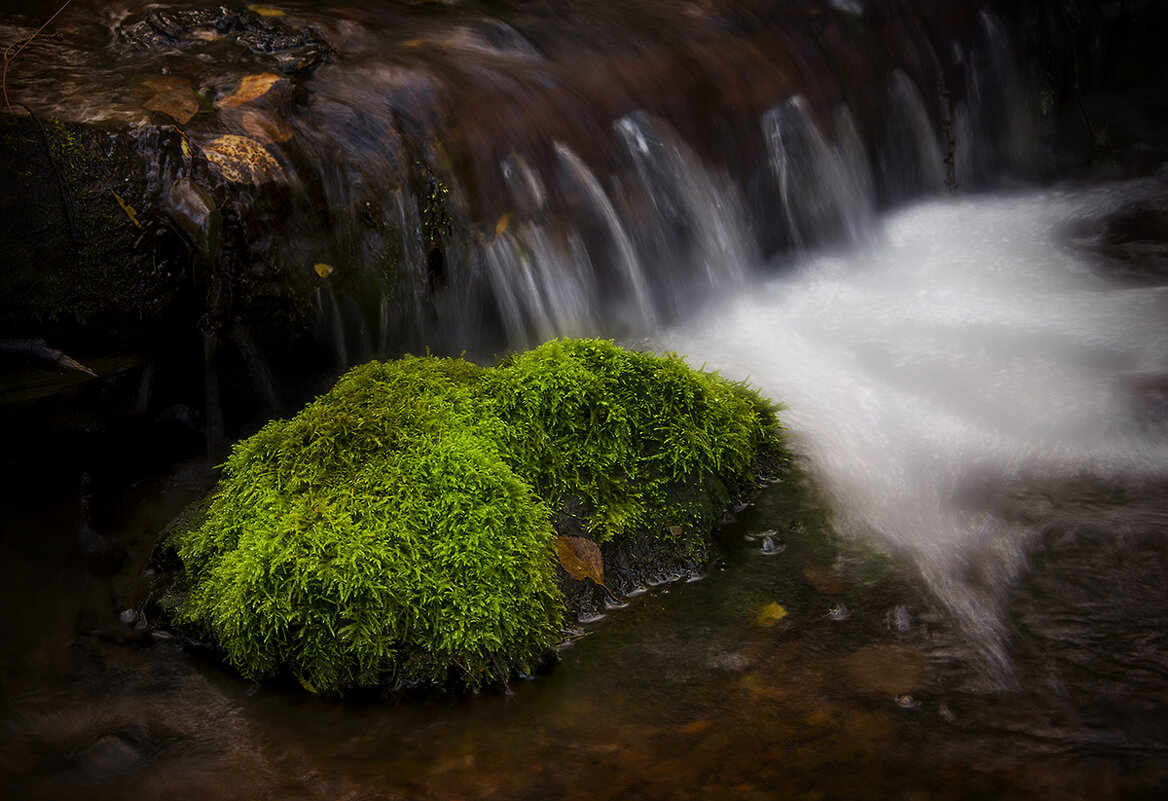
[491,338,784,548]
[176,338,783,694]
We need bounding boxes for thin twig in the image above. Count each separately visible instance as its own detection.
[3,0,74,112]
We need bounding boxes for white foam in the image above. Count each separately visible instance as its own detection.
[656,183,1168,673]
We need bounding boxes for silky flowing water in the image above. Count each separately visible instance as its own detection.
[3,176,1167,800]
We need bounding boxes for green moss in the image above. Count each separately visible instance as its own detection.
[176,338,784,694]
[491,338,784,548]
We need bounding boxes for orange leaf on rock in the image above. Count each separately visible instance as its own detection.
[218,72,286,108]
[143,81,198,124]
[555,536,605,585]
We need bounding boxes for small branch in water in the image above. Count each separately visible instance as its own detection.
[2,0,74,112]
[1058,2,1106,162]
[942,88,958,192]
[0,338,97,377]
[922,38,959,192]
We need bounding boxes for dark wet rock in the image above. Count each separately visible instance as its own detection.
[119,6,334,76]
[1066,179,1168,285]
[164,178,219,240]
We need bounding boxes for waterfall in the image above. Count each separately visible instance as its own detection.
[763,96,876,251]
[960,10,1038,186]
[613,112,753,317]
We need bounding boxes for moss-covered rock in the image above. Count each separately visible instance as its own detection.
[172,338,784,694]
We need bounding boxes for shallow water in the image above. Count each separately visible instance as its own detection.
[3,178,1168,800]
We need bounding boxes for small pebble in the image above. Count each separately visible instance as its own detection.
[826,602,850,621]
[760,536,787,555]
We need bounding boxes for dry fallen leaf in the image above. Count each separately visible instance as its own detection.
[494,211,513,238]
[143,81,198,124]
[754,601,789,626]
[218,72,286,108]
[555,536,605,585]
[202,135,285,184]
[111,191,142,229]
[241,109,294,144]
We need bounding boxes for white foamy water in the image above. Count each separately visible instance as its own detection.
[656,181,1168,673]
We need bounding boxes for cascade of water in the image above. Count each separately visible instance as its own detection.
[878,69,947,204]
[553,142,658,333]
[961,10,1038,185]
[655,181,1168,678]
[480,220,600,346]
[614,112,752,311]
[763,95,876,251]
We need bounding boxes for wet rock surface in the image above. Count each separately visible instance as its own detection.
[119,5,334,75]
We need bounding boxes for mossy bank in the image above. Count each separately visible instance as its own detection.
[165,338,786,694]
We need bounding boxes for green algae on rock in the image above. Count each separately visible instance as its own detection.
[173,338,785,694]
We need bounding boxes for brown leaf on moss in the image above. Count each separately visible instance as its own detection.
[555,536,604,585]
[143,80,198,124]
[218,72,287,108]
[202,135,285,184]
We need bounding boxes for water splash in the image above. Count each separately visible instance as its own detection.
[655,180,1168,676]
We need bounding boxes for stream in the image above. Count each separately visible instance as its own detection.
[2,1,1168,799]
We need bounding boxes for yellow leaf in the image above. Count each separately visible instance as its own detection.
[754,601,788,627]
[218,72,285,108]
[314,262,334,278]
[201,135,285,184]
[111,191,142,229]
[494,211,513,237]
[247,4,286,16]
